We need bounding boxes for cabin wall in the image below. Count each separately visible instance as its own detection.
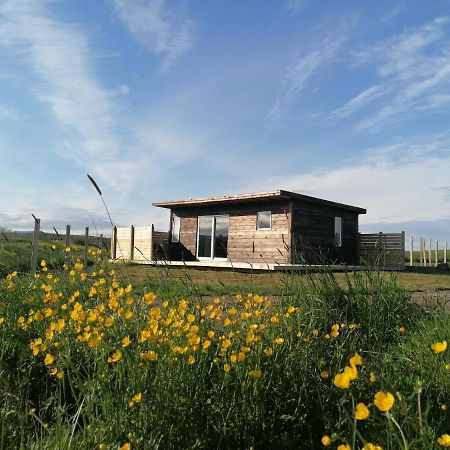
[291,200,359,264]
[170,201,291,263]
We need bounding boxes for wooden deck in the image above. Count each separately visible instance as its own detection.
[127,259,367,272]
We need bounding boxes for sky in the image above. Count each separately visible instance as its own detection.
[1,0,450,243]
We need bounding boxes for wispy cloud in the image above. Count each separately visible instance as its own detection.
[335,17,450,132]
[330,85,384,118]
[269,16,357,121]
[286,0,309,13]
[111,0,195,71]
[244,133,450,227]
[0,0,121,166]
[0,104,19,120]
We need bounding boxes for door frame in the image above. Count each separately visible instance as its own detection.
[196,215,229,261]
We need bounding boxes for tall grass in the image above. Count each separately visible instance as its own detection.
[0,251,448,449]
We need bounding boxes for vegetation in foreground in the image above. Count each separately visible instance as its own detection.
[0,248,449,449]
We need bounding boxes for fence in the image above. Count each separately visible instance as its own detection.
[407,236,448,267]
[110,225,169,263]
[358,232,405,271]
[13,217,107,272]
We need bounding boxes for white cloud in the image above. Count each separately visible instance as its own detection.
[111,0,194,71]
[269,16,357,120]
[338,17,450,132]
[0,0,121,165]
[286,0,309,13]
[0,104,19,120]
[244,134,450,227]
[330,85,385,118]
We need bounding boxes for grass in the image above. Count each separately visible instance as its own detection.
[0,248,449,449]
[115,264,450,296]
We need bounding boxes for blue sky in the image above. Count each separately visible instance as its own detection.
[1,0,450,242]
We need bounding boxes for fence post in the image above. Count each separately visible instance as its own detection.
[84,227,89,268]
[445,241,448,264]
[31,217,40,272]
[410,235,413,267]
[111,226,117,260]
[428,237,431,268]
[130,225,135,261]
[435,240,438,267]
[150,224,154,261]
[65,225,71,248]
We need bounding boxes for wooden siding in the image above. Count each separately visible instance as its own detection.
[291,200,360,264]
[359,232,405,270]
[171,201,291,263]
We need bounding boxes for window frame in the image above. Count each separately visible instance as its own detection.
[334,216,342,247]
[256,211,272,230]
[171,216,180,243]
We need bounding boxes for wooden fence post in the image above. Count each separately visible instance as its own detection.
[445,241,448,264]
[150,224,154,261]
[435,240,438,267]
[65,225,71,248]
[410,235,413,267]
[84,227,89,268]
[111,226,117,260]
[31,217,40,272]
[428,238,432,268]
[130,225,135,261]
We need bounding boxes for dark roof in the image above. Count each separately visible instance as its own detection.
[153,189,366,214]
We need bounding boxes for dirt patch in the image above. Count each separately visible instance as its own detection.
[408,290,450,313]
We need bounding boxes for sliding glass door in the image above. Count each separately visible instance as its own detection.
[197,215,229,260]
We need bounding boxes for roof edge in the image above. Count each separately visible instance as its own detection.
[152,189,366,214]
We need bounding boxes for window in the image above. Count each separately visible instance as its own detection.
[257,211,271,230]
[171,216,180,242]
[334,217,342,247]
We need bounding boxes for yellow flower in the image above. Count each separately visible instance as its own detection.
[312,329,319,337]
[121,336,132,347]
[44,354,55,366]
[320,371,329,379]
[188,355,195,365]
[321,435,331,446]
[273,338,285,345]
[64,247,71,252]
[374,391,395,412]
[40,260,47,267]
[349,352,363,367]
[399,326,405,333]
[249,370,262,378]
[431,340,448,353]
[333,372,351,389]
[202,340,212,351]
[355,402,370,420]
[128,392,142,408]
[362,444,384,450]
[107,350,122,363]
[140,351,158,361]
[370,373,378,383]
[264,348,274,357]
[337,445,351,450]
[119,443,131,450]
[344,365,358,381]
[224,363,231,373]
[49,367,57,376]
[437,434,450,447]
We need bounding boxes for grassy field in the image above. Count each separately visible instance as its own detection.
[116,264,450,296]
[0,248,449,449]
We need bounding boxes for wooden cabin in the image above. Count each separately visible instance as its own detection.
[152,190,366,265]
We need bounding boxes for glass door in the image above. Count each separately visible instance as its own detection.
[197,215,229,260]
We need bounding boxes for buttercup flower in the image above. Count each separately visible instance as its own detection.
[355,402,370,420]
[321,435,331,446]
[437,434,450,447]
[431,341,448,353]
[333,372,351,389]
[374,391,395,412]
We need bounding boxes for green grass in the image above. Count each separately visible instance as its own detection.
[0,255,449,449]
